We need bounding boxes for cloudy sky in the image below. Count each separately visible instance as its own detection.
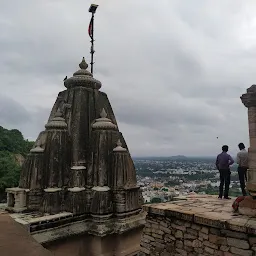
[1,0,256,157]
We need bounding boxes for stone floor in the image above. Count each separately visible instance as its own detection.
[143,194,256,234]
[0,212,52,256]
[0,203,6,213]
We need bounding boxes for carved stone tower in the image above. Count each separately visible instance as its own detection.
[238,85,256,216]
[241,85,256,196]
[6,58,145,256]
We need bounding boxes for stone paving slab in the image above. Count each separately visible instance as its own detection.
[11,211,73,224]
[143,194,256,234]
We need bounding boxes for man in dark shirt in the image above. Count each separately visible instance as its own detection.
[216,145,234,199]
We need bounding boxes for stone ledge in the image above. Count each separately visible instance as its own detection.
[143,194,256,235]
[0,213,52,256]
[9,210,146,244]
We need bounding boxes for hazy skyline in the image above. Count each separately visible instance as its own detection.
[0,0,255,157]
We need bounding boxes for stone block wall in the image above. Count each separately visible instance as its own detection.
[139,196,256,256]
[140,214,256,255]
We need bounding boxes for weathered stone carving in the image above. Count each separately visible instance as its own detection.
[241,85,256,198]
[6,58,144,239]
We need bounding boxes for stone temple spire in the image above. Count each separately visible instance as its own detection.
[6,57,145,255]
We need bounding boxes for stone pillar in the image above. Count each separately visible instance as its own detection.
[241,85,256,196]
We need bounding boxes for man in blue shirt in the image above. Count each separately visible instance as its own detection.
[216,145,234,199]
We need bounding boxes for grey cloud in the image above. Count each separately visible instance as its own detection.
[0,95,31,125]
[0,0,254,156]
[0,93,50,140]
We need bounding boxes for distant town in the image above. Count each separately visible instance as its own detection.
[134,156,242,204]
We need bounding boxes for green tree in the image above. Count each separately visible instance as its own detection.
[151,197,162,203]
[0,151,20,193]
[0,126,34,200]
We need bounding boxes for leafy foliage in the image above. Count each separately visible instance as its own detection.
[0,127,34,155]
[151,197,162,203]
[0,151,21,192]
[0,126,34,199]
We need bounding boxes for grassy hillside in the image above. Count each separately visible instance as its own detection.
[0,126,34,200]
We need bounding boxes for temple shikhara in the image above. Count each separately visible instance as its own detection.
[5,58,145,256]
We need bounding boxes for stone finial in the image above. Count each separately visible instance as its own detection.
[100,108,107,118]
[35,140,41,147]
[117,139,122,147]
[45,113,67,129]
[64,57,102,90]
[79,57,88,70]
[113,139,127,152]
[91,108,117,130]
[55,108,63,117]
[30,140,44,153]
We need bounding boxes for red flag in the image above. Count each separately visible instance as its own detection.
[88,17,93,39]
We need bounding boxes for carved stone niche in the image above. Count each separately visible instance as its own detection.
[90,186,113,215]
[5,187,29,212]
[70,165,86,187]
[90,186,114,236]
[27,189,43,211]
[113,190,126,213]
[66,187,86,215]
[40,188,62,214]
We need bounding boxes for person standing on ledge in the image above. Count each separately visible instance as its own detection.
[236,142,248,196]
[216,145,234,199]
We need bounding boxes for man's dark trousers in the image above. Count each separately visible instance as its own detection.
[238,167,247,196]
[219,169,231,198]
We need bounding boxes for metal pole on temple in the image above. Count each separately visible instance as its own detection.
[88,4,99,75]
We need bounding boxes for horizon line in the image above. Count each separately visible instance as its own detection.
[131,155,216,158]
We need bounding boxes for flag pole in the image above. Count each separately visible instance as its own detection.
[90,12,95,74]
[89,4,98,75]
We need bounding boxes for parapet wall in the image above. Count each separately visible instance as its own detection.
[140,195,256,256]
